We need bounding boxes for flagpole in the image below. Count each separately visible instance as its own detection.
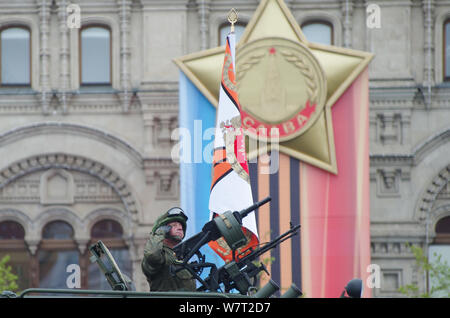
[228,8,238,33]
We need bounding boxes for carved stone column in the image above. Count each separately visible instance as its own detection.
[143,112,156,154]
[198,0,211,50]
[37,0,52,114]
[118,0,132,112]
[57,0,71,114]
[422,0,435,107]
[341,0,354,48]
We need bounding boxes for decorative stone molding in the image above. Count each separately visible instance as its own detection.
[140,0,190,10]
[370,164,411,198]
[371,128,450,169]
[0,122,143,166]
[34,206,86,233]
[144,158,179,200]
[369,111,411,146]
[380,269,403,294]
[376,113,402,145]
[369,87,417,108]
[376,169,401,197]
[0,169,122,204]
[371,241,421,257]
[155,115,178,146]
[412,128,450,164]
[416,164,450,221]
[25,238,40,255]
[75,238,91,254]
[0,93,143,115]
[0,153,139,218]
[143,106,178,153]
[40,168,75,205]
[137,82,179,93]
[155,170,179,200]
[436,184,450,200]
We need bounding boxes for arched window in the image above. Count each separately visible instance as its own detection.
[301,21,333,45]
[0,26,31,86]
[42,220,74,239]
[0,220,25,239]
[91,219,123,238]
[219,22,246,46]
[434,216,450,243]
[80,26,111,85]
[87,219,131,290]
[444,20,450,81]
[38,221,78,289]
[428,215,450,296]
[0,220,30,290]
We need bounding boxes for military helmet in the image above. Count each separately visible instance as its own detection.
[152,207,188,234]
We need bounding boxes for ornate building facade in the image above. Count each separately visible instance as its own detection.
[0,0,448,296]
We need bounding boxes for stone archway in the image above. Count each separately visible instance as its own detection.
[0,153,139,219]
[0,153,142,289]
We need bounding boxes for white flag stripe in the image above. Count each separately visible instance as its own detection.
[213,85,241,149]
[209,170,258,236]
[208,31,259,243]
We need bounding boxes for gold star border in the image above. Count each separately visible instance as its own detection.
[174,0,374,174]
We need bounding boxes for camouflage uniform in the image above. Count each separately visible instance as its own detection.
[141,209,197,292]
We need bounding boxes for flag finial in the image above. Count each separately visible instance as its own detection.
[227,8,238,33]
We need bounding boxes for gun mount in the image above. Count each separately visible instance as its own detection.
[171,196,302,296]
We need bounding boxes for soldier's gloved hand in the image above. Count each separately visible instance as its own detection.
[155,225,172,238]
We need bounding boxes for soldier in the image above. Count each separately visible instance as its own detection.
[141,207,197,292]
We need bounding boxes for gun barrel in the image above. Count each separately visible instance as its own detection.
[239,196,271,218]
[237,223,300,266]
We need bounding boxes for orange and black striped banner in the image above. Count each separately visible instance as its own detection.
[249,152,302,295]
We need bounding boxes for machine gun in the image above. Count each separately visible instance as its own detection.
[171,196,302,296]
[198,222,300,294]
